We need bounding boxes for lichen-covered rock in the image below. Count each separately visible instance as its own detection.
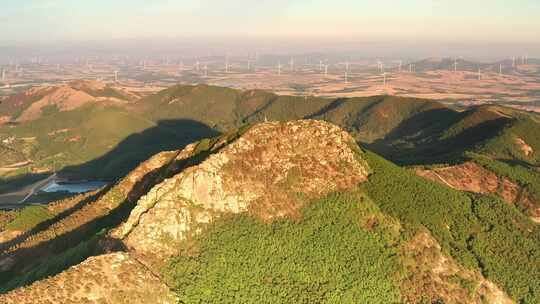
[113,120,370,266]
[0,252,177,304]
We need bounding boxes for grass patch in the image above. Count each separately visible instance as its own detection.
[5,205,53,231]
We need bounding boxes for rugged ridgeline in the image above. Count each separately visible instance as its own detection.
[2,84,539,218]
[1,120,539,303]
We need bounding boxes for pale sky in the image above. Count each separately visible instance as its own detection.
[2,0,540,44]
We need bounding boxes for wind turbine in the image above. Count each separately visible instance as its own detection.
[319,60,323,72]
[454,58,458,73]
[225,55,229,73]
[278,60,282,76]
[345,61,350,83]
[324,64,329,77]
[478,68,482,80]
[499,64,503,76]
[398,60,402,73]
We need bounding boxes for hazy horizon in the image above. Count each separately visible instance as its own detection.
[2,1,540,59]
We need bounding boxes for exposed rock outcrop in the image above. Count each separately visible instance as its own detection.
[515,137,533,157]
[0,252,177,304]
[415,161,540,221]
[401,231,513,304]
[112,120,371,267]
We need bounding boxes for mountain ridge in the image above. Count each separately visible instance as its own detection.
[3,119,534,303]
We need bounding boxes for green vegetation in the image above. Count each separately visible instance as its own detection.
[3,84,539,193]
[84,87,128,100]
[163,192,403,304]
[440,107,507,140]
[160,148,540,303]
[478,117,540,164]
[2,84,540,302]
[362,151,540,303]
[40,104,59,116]
[469,195,540,302]
[5,205,52,231]
[362,151,479,268]
[467,153,540,211]
[0,103,218,188]
[0,144,26,166]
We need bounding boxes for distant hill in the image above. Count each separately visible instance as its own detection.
[134,85,539,165]
[0,80,134,124]
[1,84,539,217]
[116,85,540,221]
[0,104,217,184]
[411,57,486,72]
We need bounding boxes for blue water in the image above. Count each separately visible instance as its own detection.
[42,181,107,194]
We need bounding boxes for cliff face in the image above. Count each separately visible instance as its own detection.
[112,120,371,267]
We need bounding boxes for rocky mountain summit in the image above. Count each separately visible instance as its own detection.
[0,120,372,303]
[1,118,538,303]
[112,120,370,268]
